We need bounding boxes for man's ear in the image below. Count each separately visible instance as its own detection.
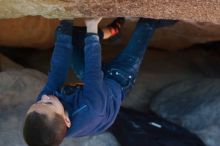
[64,114,71,128]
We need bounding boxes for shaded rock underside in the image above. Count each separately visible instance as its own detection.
[1,16,220,50]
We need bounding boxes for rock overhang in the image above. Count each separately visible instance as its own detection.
[0,0,219,24]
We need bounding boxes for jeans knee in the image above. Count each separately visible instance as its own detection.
[105,68,136,94]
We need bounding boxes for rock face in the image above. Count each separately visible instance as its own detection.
[0,0,220,24]
[1,16,220,50]
[150,21,220,50]
[0,16,59,49]
[150,79,220,146]
[0,53,47,146]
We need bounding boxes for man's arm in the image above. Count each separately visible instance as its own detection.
[37,21,73,101]
[82,18,108,112]
[84,18,102,81]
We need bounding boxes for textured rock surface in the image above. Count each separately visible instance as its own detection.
[150,21,220,50]
[1,16,220,50]
[150,79,220,146]
[146,47,220,146]
[0,0,220,24]
[0,16,59,49]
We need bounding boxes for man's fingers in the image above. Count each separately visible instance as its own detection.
[96,17,102,23]
[85,17,102,26]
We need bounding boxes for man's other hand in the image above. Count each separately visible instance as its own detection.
[85,18,102,34]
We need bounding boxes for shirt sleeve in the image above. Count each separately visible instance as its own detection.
[36,21,73,101]
[82,34,107,114]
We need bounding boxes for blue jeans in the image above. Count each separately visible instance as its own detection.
[72,20,155,96]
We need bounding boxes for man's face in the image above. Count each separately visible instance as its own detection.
[27,95,71,127]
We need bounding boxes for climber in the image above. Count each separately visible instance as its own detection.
[22,17,176,146]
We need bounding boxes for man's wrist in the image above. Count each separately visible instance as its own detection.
[87,25,98,34]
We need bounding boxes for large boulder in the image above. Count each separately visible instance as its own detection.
[150,21,220,50]
[0,16,59,49]
[150,79,220,146]
[0,53,47,145]
[0,0,220,24]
